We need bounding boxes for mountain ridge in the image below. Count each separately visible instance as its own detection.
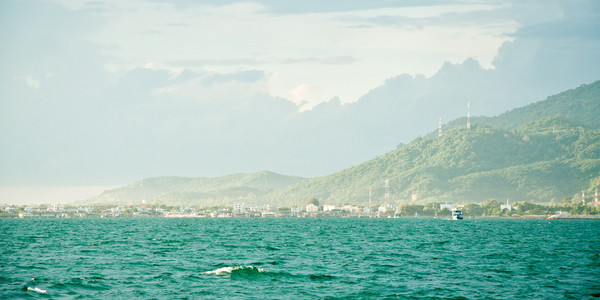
[84,80,600,206]
[435,80,600,136]
[85,171,304,206]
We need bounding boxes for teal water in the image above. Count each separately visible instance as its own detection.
[1,218,599,299]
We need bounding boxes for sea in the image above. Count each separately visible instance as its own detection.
[1,218,598,299]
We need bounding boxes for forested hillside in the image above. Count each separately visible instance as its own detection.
[272,117,600,206]
[438,80,600,134]
[85,171,304,206]
[86,80,600,207]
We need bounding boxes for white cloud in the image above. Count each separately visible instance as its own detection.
[144,62,158,69]
[25,76,41,89]
[289,84,328,111]
[81,0,518,106]
[3,0,598,187]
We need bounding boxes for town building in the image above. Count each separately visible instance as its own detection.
[323,205,337,212]
[306,203,319,212]
[500,199,513,211]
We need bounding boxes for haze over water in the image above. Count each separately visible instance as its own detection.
[1,218,598,299]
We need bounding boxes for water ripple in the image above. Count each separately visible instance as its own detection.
[1,218,598,299]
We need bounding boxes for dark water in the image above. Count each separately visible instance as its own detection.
[1,218,599,299]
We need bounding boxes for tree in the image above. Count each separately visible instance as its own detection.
[482,199,500,208]
[482,199,501,216]
[438,208,452,217]
[569,203,586,215]
[488,207,502,216]
[517,201,537,215]
[464,203,483,216]
[307,197,320,207]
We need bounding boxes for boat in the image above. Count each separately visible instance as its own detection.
[452,209,463,220]
[414,212,419,218]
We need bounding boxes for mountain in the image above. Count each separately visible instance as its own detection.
[272,81,600,206]
[436,80,600,136]
[84,171,304,206]
[273,119,599,206]
[86,80,600,207]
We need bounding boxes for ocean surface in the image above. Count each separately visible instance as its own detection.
[1,218,599,299]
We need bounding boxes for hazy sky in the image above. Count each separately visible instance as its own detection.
[1,0,599,201]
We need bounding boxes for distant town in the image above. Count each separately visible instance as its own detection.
[2,196,599,219]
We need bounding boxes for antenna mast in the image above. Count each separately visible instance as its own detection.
[438,115,442,137]
[369,187,372,210]
[384,178,390,207]
[467,101,471,131]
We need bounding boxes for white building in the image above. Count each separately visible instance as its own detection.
[261,211,276,218]
[234,204,268,212]
[500,199,512,211]
[323,205,337,212]
[306,203,319,212]
[234,204,244,212]
[342,205,358,213]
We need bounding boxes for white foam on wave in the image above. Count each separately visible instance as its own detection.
[202,266,266,275]
[27,287,47,294]
[202,266,236,275]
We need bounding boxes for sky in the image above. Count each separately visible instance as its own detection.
[1,0,600,203]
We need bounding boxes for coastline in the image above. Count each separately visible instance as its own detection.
[547,214,600,220]
[3,214,600,220]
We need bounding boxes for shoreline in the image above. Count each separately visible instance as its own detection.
[2,214,600,220]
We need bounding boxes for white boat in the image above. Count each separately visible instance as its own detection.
[452,209,463,220]
[414,212,419,218]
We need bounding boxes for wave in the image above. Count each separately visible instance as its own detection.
[202,266,268,277]
[202,265,338,284]
[26,286,47,294]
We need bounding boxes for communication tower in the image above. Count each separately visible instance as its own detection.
[467,101,471,131]
[438,115,442,137]
[385,178,390,206]
[369,187,372,209]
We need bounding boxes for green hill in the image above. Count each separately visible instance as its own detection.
[87,80,600,207]
[273,120,599,206]
[438,80,600,134]
[85,171,304,206]
[272,80,600,206]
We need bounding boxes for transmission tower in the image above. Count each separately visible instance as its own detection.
[467,101,471,131]
[384,178,390,206]
[438,115,442,137]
